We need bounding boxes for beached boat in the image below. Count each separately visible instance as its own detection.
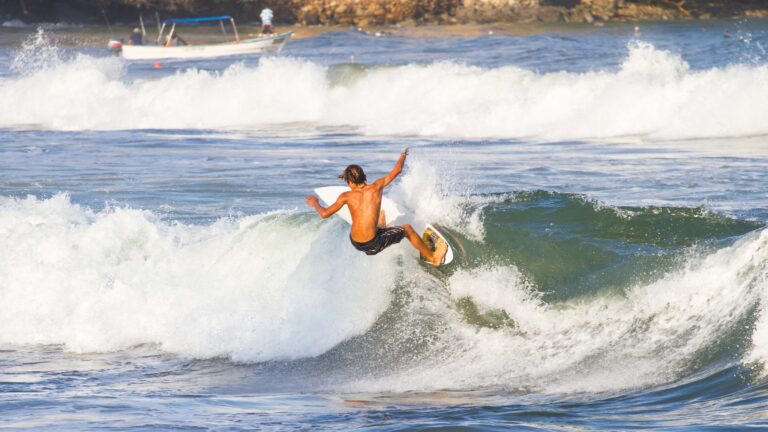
[118,16,291,60]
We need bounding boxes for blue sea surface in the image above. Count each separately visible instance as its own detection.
[1,18,768,430]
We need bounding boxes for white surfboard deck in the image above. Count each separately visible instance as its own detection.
[315,186,403,225]
[314,186,454,266]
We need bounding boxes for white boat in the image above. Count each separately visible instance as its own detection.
[118,15,292,60]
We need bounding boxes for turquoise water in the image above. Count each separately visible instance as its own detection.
[1,19,768,430]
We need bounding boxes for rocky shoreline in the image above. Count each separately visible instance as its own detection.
[3,1,768,26]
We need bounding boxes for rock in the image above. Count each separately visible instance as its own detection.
[3,0,768,26]
[589,0,617,20]
[568,5,594,23]
[536,6,567,22]
[745,9,768,18]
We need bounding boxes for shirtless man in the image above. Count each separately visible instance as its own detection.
[305,149,448,266]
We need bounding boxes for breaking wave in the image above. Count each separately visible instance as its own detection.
[1,33,767,141]
[1,189,767,395]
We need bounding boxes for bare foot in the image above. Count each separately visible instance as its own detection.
[430,238,448,266]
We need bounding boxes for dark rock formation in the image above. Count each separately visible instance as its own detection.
[2,0,767,25]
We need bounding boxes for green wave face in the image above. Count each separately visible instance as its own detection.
[459,191,763,302]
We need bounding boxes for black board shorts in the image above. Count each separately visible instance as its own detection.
[350,226,406,256]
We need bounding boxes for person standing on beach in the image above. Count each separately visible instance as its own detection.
[305,149,448,266]
[260,8,274,34]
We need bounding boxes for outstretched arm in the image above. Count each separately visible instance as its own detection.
[375,148,409,188]
[305,194,346,219]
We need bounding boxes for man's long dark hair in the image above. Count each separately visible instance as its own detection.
[339,164,367,185]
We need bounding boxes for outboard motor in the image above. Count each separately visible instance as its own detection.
[107,38,123,55]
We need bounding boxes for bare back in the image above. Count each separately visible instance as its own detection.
[306,149,408,243]
[344,183,384,243]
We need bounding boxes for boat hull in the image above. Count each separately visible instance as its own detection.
[121,32,292,60]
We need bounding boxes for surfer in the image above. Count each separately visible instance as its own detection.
[306,149,448,266]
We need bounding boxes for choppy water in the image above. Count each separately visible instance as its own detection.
[1,18,768,430]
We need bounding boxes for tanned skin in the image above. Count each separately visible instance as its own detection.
[305,149,447,266]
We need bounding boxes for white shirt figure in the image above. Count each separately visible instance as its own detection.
[260,8,273,26]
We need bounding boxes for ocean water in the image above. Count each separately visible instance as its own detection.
[1,18,768,430]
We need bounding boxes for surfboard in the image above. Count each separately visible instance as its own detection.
[421,224,454,265]
[315,186,403,225]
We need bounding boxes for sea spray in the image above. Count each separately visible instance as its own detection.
[10,27,64,74]
[389,156,486,241]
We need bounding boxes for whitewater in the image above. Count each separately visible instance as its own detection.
[2,28,768,141]
[1,19,768,430]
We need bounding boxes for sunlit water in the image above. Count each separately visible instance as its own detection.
[1,19,768,430]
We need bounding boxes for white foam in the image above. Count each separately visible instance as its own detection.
[3,193,768,393]
[2,19,30,28]
[354,229,768,394]
[0,194,399,361]
[2,40,767,141]
[390,156,486,240]
[745,230,768,371]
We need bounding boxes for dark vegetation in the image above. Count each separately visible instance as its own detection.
[3,0,767,25]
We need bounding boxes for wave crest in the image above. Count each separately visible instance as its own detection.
[2,41,767,140]
[0,194,396,361]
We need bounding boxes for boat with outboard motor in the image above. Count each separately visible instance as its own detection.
[110,16,291,60]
